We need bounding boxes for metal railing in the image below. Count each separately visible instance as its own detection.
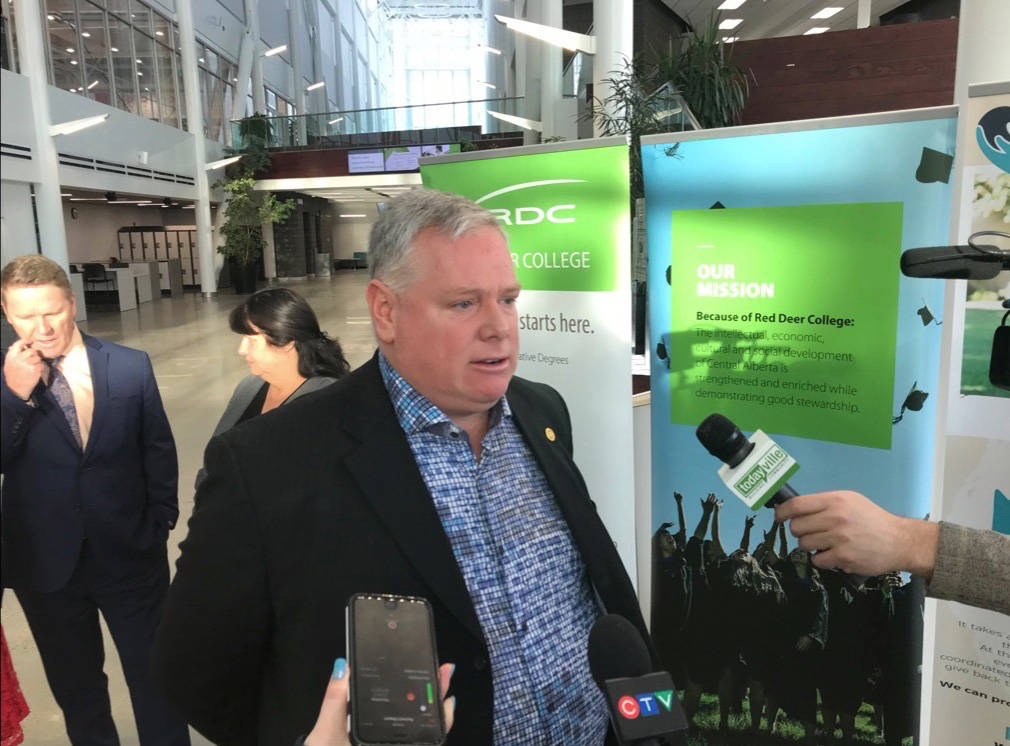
[231,96,525,150]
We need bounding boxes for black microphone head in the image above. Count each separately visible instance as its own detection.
[696,413,752,467]
[588,614,652,689]
[900,245,1004,280]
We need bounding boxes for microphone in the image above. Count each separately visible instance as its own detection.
[695,414,799,510]
[900,243,1008,280]
[588,614,688,745]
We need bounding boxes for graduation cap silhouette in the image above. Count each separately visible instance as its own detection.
[893,381,929,424]
[916,301,942,326]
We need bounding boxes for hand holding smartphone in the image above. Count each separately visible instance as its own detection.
[346,594,447,746]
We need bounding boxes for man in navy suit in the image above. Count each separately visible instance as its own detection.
[1,255,189,746]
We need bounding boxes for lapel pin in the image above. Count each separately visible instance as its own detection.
[544,427,556,442]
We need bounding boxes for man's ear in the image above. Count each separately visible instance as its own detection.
[366,279,396,344]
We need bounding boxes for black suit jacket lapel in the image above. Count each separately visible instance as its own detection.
[82,334,109,459]
[507,380,627,614]
[340,357,485,642]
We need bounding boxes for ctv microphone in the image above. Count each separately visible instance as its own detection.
[696,413,799,510]
[588,614,688,745]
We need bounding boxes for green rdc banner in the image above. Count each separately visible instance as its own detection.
[670,202,903,449]
[421,146,628,291]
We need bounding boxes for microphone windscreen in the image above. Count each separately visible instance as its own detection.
[900,245,1004,280]
[588,614,652,688]
[696,413,746,464]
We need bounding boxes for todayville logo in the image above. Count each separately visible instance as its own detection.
[734,445,789,499]
[616,690,676,719]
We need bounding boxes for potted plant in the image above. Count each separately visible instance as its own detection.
[216,115,296,293]
[584,13,751,200]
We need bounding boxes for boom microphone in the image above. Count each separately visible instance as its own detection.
[900,234,1009,280]
[588,614,688,745]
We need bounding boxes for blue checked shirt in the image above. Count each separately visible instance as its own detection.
[379,354,608,746]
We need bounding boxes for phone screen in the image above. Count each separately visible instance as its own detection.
[349,595,444,745]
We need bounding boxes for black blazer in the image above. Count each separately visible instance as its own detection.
[1,333,178,592]
[153,354,648,745]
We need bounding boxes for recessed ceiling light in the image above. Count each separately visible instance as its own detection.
[722,36,738,43]
[717,0,746,9]
[718,18,743,30]
[340,214,366,218]
[198,57,205,63]
[136,59,142,64]
[804,26,830,34]
[110,46,119,52]
[66,47,75,53]
[306,81,325,91]
[328,117,344,124]
[88,80,99,89]
[47,14,54,20]
[155,30,164,36]
[69,60,78,65]
[81,31,91,37]
[137,71,143,76]
[785,62,796,67]
[811,7,843,19]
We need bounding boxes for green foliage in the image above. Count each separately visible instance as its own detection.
[216,114,296,266]
[653,15,750,130]
[583,13,750,198]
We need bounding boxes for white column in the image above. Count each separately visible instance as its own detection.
[250,0,266,114]
[522,3,541,145]
[592,0,633,138]
[232,28,254,121]
[289,0,308,145]
[13,0,69,269]
[540,0,563,139]
[177,0,218,295]
[262,220,277,280]
[856,0,871,28]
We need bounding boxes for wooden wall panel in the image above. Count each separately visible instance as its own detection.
[731,18,957,125]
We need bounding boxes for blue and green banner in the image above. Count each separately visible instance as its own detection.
[642,110,956,743]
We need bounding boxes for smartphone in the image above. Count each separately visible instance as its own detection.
[346,593,446,746]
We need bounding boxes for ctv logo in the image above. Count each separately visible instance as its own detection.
[475,179,586,226]
[616,690,676,719]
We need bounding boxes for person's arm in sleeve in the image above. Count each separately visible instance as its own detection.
[927,522,1010,615]
[152,434,270,746]
[139,353,179,533]
[776,490,1010,615]
[1,340,45,470]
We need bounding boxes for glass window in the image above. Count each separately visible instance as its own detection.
[151,11,170,43]
[107,11,136,113]
[46,0,84,92]
[106,0,130,20]
[79,2,112,106]
[133,28,157,120]
[155,39,178,126]
[177,52,187,129]
[129,0,151,35]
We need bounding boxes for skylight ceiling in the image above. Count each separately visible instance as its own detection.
[380,0,483,20]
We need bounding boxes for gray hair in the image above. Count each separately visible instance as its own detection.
[368,189,504,291]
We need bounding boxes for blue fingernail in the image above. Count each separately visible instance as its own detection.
[449,696,456,711]
[332,657,347,679]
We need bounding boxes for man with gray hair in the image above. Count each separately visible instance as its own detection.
[155,190,649,745]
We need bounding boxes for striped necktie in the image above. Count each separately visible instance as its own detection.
[46,357,83,449]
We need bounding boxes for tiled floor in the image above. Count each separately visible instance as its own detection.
[1,271,377,745]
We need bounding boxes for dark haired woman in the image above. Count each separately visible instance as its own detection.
[195,287,349,488]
